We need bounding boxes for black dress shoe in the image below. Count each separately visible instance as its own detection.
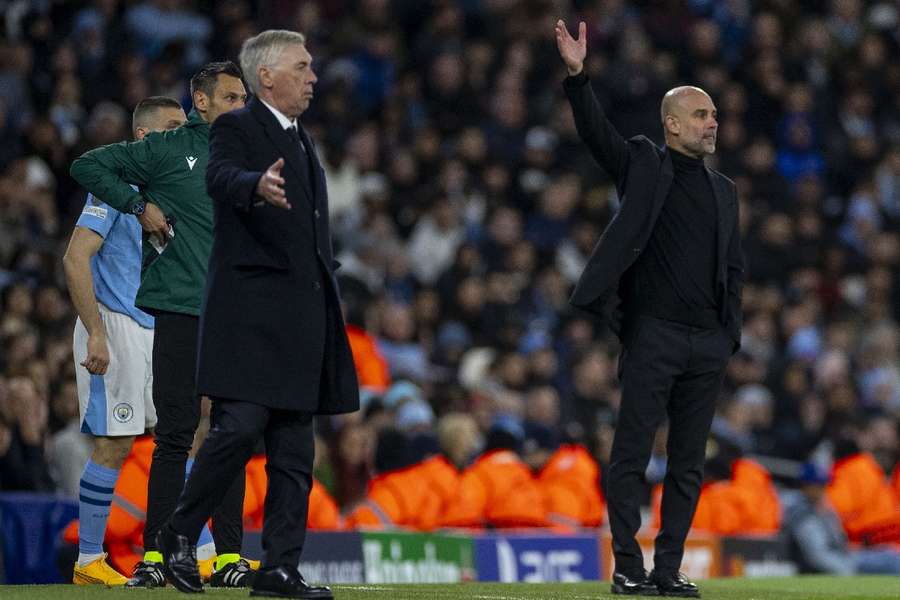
[157,525,203,593]
[649,570,700,598]
[250,565,333,599]
[611,570,659,596]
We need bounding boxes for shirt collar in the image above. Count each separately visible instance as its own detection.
[185,109,209,129]
[259,98,297,130]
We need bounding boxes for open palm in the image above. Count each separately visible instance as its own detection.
[555,20,587,75]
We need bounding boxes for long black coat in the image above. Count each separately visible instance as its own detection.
[564,74,744,351]
[197,96,359,413]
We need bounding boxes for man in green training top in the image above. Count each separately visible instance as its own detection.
[70,61,255,588]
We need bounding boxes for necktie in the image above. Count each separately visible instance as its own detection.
[286,125,306,153]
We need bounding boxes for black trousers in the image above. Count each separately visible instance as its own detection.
[170,398,314,568]
[143,312,244,554]
[608,315,731,576]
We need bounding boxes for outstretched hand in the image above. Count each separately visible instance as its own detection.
[555,20,587,76]
[256,158,291,209]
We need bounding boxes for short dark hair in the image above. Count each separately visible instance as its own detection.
[190,61,243,98]
[132,96,182,132]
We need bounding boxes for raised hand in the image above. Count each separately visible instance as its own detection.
[256,158,291,209]
[555,20,587,76]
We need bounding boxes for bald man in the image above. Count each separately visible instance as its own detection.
[556,21,743,598]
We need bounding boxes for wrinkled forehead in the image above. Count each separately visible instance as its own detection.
[276,43,312,66]
[676,89,716,114]
[214,74,246,96]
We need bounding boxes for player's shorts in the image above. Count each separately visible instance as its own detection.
[74,304,156,437]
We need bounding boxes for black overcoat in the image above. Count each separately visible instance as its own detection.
[564,74,744,351]
[197,96,359,413]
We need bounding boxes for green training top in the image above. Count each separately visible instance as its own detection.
[70,110,213,316]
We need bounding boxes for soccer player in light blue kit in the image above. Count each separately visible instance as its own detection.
[63,97,189,585]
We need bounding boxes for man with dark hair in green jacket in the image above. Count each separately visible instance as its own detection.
[70,61,254,588]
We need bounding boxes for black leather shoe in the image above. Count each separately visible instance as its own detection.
[611,570,659,596]
[649,570,700,598]
[250,566,333,599]
[157,526,203,594]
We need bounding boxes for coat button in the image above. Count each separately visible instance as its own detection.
[313,281,321,291]
[314,209,320,219]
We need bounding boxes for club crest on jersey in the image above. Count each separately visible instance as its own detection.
[186,156,198,170]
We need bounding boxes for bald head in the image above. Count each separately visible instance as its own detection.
[660,86,718,158]
[661,86,711,124]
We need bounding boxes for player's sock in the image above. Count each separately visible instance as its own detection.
[185,458,215,549]
[77,460,119,566]
[216,553,240,571]
[197,542,216,561]
[143,550,163,564]
[77,552,105,568]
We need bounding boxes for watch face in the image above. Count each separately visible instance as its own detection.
[133,202,145,215]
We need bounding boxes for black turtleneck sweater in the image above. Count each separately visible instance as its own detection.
[629,148,719,328]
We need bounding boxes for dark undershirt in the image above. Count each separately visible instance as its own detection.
[630,147,719,328]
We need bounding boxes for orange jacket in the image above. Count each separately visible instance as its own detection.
[827,453,900,544]
[892,463,900,506]
[62,436,154,575]
[345,462,444,530]
[731,458,780,533]
[538,444,605,528]
[684,482,744,535]
[650,459,779,535]
[346,324,391,392]
[411,455,460,523]
[441,449,548,528]
[243,455,341,530]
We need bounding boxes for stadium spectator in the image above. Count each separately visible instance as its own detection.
[525,422,606,529]
[345,428,444,531]
[651,436,780,536]
[827,436,900,545]
[441,414,548,528]
[783,462,900,575]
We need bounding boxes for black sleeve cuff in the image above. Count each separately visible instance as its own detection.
[564,70,589,87]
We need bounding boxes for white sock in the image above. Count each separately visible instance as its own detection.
[196,542,216,561]
[78,552,104,568]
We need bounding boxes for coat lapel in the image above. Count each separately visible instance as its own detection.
[650,150,674,226]
[707,166,734,290]
[249,98,314,206]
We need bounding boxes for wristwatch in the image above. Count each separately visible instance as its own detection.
[131,200,146,216]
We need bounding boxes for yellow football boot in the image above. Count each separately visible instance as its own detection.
[73,554,128,585]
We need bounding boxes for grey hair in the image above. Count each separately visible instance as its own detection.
[239,30,307,94]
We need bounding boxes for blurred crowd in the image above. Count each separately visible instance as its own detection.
[1,0,899,566]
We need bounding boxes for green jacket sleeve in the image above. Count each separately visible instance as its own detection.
[69,136,165,213]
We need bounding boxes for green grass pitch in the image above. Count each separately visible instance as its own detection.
[3,577,900,600]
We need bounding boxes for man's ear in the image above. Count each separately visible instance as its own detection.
[193,90,208,113]
[134,126,149,140]
[664,114,679,136]
[258,66,272,90]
